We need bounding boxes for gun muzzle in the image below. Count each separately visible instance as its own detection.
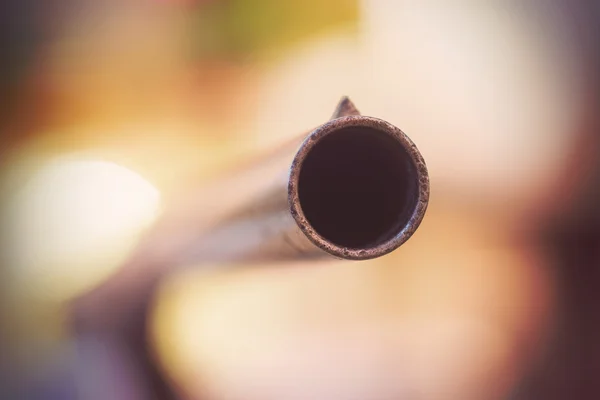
[171,97,429,264]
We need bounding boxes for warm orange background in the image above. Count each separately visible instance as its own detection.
[1,1,596,399]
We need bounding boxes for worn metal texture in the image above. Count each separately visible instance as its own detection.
[289,112,429,260]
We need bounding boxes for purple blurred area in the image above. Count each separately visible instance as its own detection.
[1,1,599,399]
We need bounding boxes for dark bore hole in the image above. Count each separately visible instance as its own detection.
[298,126,417,249]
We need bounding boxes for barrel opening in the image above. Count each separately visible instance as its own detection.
[297,126,418,249]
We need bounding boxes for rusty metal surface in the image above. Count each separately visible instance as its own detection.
[289,114,429,260]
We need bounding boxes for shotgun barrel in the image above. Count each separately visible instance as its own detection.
[71,97,429,400]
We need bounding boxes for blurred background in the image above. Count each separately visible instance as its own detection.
[1,1,599,399]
